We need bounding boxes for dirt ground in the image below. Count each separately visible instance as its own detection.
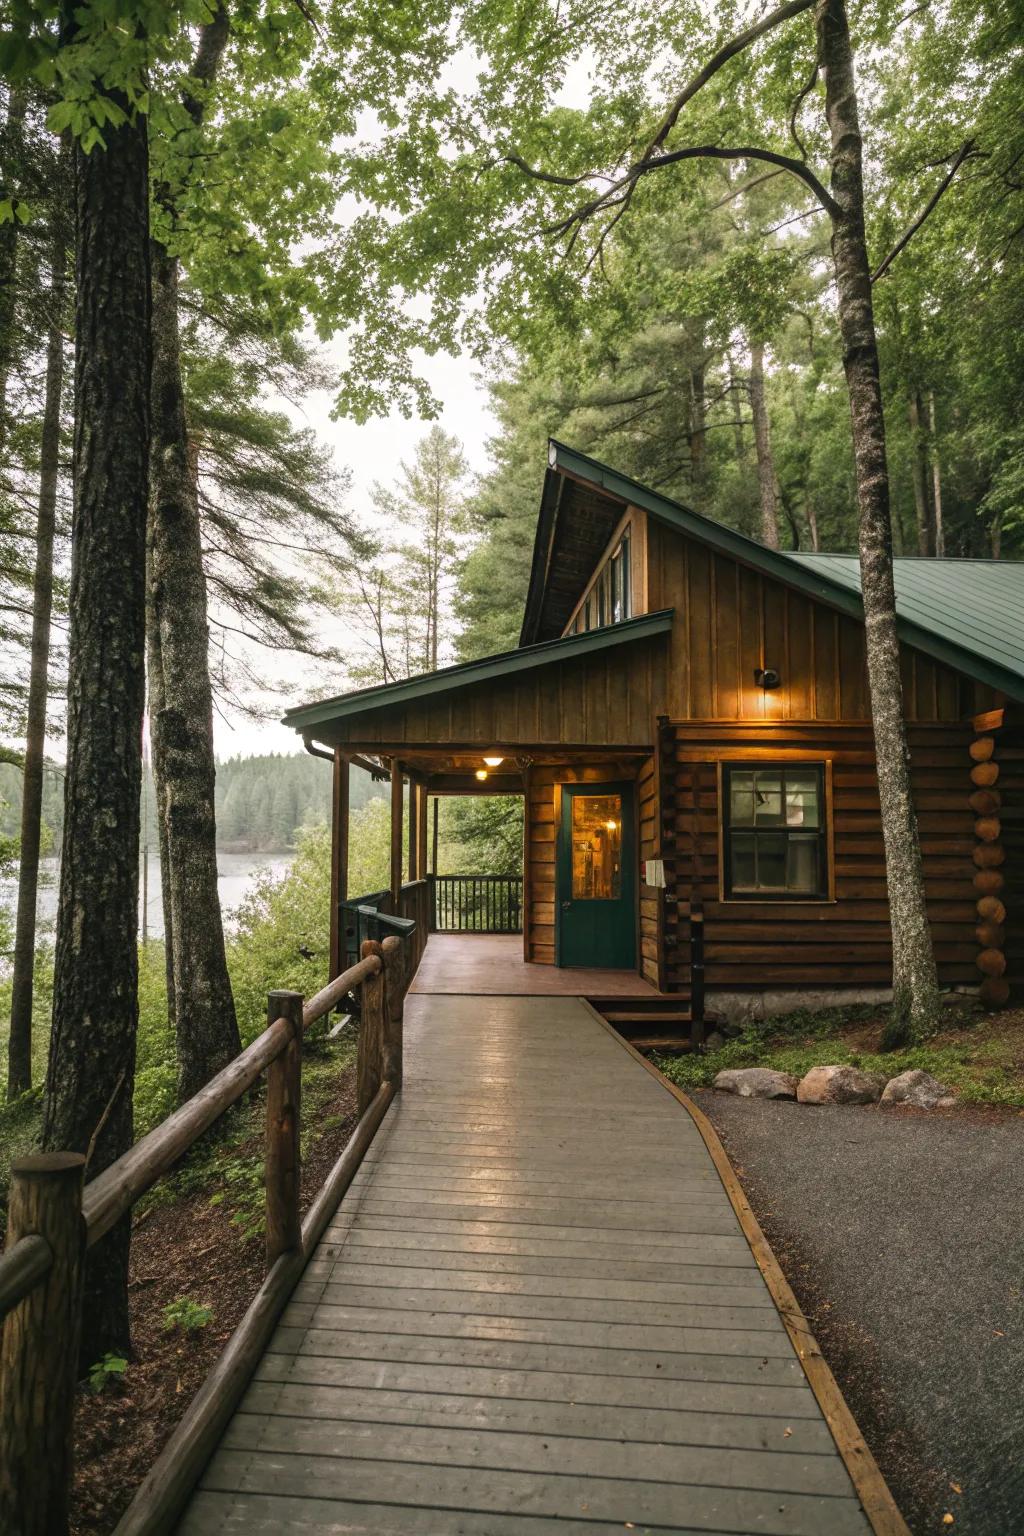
[70,1060,358,1535]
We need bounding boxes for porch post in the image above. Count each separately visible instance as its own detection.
[431,794,439,875]
[390,758,403,908]
[417,784,429,881]
[408,775,419,881]
[329,752,349,980]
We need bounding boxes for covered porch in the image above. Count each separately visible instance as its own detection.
[410,933,661,996]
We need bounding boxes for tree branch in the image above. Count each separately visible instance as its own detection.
[871,140,976,281]
[644,0,816,158]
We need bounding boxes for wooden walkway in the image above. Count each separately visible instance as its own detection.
[178,994,875,1536]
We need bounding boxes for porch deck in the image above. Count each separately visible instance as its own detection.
[177,991,885,1536]
[410,932,662,996]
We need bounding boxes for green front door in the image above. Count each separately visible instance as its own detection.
[556,782,636,969]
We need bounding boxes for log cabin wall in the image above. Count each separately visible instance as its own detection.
[662,722,980,994]
[644,517,998,723]
[637,752,661,988]
[995,707,1024,998]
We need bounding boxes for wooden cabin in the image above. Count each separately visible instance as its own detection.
[285,441,1024,1022]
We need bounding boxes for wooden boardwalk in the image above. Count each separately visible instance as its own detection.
[178,994,875,1536]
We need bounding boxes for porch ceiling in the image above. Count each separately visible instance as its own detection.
[352,745,652,795]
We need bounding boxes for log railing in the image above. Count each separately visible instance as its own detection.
[431,873,523,934]
[0,931,413,1536]
[689,888,706,1051]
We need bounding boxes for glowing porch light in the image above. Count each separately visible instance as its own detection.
[475,768,488,781]
[483,755,505,767]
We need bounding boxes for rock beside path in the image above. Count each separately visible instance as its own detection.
[714,1067,800,1100]
[797,1064,888,1105]
[881,1069,956,1109]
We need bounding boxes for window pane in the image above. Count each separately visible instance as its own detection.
[730,832,756,890]
[752,773,783,824]
[785,771,820,828]
[786,835,820,893]
[611,547,623,623]
[597,574,606,627]
[620,533,631,619]
[730,770,756,826]
[571,794,622,900]
[756,832,788,888]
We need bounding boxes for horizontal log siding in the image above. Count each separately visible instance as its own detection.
[999,712,1024,996]
[663,723,980,994]
[637,753,662,989]
[644,519,999,724]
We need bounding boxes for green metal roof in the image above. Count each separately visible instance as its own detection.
[544,443,1024,702]
[283,608,674,733]
[784,553,1024,699]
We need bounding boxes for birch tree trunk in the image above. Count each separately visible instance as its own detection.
[927,391,944,556]
[42,92,151,1364]
[749,340,780,548]
[816,0,940,1039]
[908,393,932,554]
[7,188,67,1101]
[149,246,240,1100]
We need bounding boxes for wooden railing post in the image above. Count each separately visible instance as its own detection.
[265,991,302,1269]
[381,934,404,1089]
[357,940,385,1115]
[690,890,706,1052]
[0,1152,86,1536]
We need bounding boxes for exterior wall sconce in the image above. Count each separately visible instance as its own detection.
[483,755,504,767]
[475,768,488,781]
[754,667,781,690]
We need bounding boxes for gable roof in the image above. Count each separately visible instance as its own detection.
[525,441,1024,701]
[283,608,674,736]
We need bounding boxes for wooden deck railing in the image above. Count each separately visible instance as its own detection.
[0,928,415,1536]
[431,873,523,934]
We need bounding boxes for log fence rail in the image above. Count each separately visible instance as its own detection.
[0,926,414,1536]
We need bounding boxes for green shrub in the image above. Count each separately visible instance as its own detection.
[162,1298,214,1334]
[88,1353,128,1394]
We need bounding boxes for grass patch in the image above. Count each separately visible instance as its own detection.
[656,1005,1024,1107]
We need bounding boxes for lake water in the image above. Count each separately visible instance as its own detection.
[0,850,294,947]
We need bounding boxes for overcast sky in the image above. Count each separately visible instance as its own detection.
[211,343,498,760]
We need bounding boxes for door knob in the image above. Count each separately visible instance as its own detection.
[561,900,571,911]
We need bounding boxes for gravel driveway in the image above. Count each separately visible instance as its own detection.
[696,1093,1024,1536]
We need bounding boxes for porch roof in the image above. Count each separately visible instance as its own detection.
[283,607,673,737]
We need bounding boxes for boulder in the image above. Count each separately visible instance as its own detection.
[713,1067,799,1100]
[880,1069,956,1109]
[796,1064,887,1105]
[703,1030,726,1052]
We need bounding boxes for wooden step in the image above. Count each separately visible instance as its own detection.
[602,1010,693,1025]
[629,1035,695,1051]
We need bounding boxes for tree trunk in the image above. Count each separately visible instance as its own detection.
[149,245,240,1101]
[0,89,27,451]
[749,340,780,548]
[804,492,820,551]
[908,393,931,554]
[7,184,68,1101]
[990,514,1002,559]
[729,361,747,463]
[927,390,944,556]
[688,357,707,497]
[146,598,176,1024]
[816,0,940,1040]
[42,94,151,1366]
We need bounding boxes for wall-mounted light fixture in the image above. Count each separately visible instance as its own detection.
[483,755,504,768]
[475,768,488,781]
[753,666,781,690]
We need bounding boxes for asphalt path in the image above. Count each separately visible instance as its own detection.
[698,1092,1024,1536]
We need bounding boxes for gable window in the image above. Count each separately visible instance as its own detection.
[611,531,631,622]
[723,764,828,900]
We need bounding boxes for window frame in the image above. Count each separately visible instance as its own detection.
[719,761,833,904]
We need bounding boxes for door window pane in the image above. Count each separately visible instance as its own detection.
[571,794,623,900]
